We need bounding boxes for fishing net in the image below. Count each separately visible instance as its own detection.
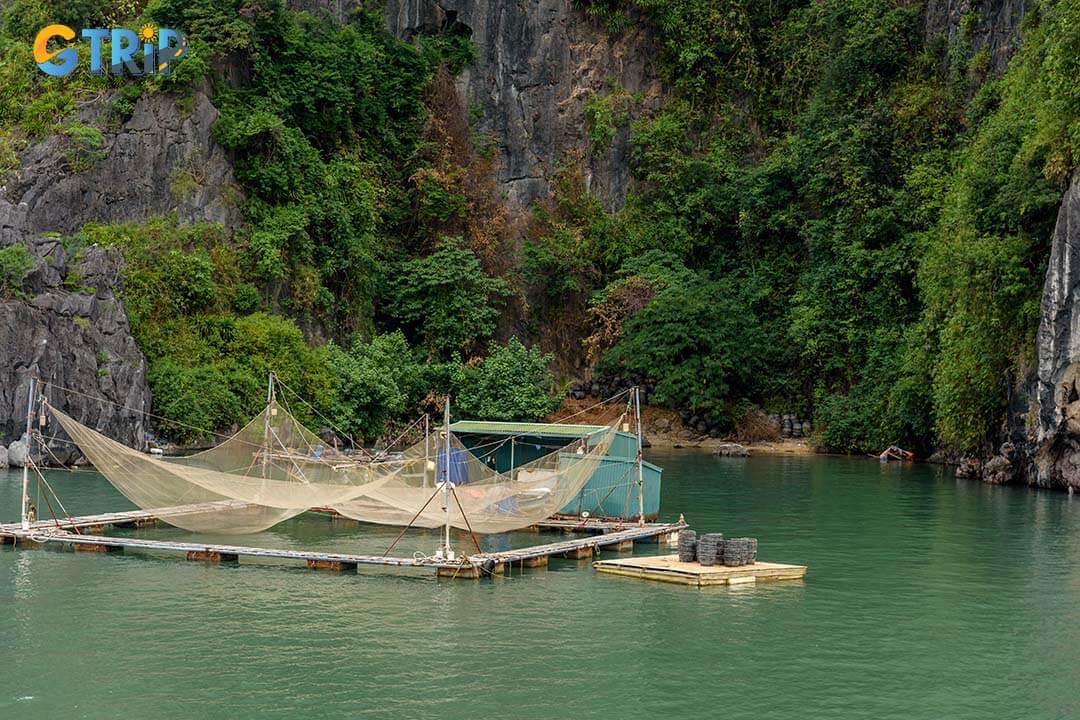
[48,403,389,533]
[332,425,619,533]
[48,398,627,536]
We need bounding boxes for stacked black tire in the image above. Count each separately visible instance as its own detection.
[677,530,697,562]
[697,533,724,566]
[678,529,759,566]
[721,537,754,566]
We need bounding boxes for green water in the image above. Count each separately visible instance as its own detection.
[2,452,1079,719]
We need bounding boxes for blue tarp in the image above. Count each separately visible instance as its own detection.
[436,447,469,485]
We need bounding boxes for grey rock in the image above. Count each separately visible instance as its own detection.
[713,443,749,458]
[956,457,981,480]
[383,0,666,212]
[6,438,27,467]
[924,0,1025,75]
[1,90,242,244]
[1,237,150,463]
[1032,175,1080,490]
[0,87,241,462]
[0,444,7,468]
[981,454,1013,485]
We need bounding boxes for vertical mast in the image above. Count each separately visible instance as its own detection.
[635,386,645,527]
[442,396,454,560]
[262,371,274,478]
[509,437,515,482]
[423,413,430,487]
[20,377,36,531]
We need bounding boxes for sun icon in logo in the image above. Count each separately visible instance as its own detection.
[139,24,157,43]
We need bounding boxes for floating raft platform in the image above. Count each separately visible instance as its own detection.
[593,554,807,587]
[0,502,684,579]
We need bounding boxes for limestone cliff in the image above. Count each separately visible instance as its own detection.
[383,0,665,211]
[0,88,242,454]
[924,0,1026,73]
[1031,176,1080,491]
[0,238,148,462]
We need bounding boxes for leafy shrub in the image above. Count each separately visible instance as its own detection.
[161,250,216,314]
[390,236,510,358]
[231,282,261,315]
[584,84,632,154]
[63,122,106,172]
[600,274,765,427]
[146,312,334,443]
[328,331,422,441]
[0,243,33,297]
[457,338,562,421]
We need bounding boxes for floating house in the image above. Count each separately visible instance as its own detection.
[449,420,663,521]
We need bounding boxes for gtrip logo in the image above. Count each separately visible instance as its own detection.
[34,24,186,77]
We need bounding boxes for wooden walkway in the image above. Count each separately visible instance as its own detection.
[0,500,247,534]
[0,502,684,578]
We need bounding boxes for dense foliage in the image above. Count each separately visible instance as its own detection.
[571,0,1079,454]
[2,0,1077,456]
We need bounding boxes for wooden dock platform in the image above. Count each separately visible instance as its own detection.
[0,500,248,534]
[0,503,684,579]
[593,554,807,587]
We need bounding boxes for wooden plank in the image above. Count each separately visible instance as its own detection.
[593,555,807,587]
[0,500,251,534]
[307,559,357,572]
[187,550,239,562]
[562,545,594,559]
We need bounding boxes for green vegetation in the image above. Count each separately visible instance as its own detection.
[1,0,1076,458]
[389,236,510,358]
[457,339,564,421]
[62,122,105,172]
[583,83,632,154]
[0,244,33,298]
[560,0,1079,455]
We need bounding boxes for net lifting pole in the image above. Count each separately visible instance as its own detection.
[635,386,645,527]
[440,396,454,560]
[261,371,275,478]
[20,376,36,531]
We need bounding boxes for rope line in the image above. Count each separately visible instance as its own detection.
[381,484,444,557]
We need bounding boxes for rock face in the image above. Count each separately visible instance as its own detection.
[0,88,241,460]
[0,237,150,463]
[1031,176,1080,490]
[0,89,241,246]
[383,0,665,211]
[924,0,1026,73]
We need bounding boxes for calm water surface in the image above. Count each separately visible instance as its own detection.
[2,451,1079,719]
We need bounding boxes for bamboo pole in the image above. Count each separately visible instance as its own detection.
[261,372,274,478]
[20,376,36,531]
[442,397,454,560]
[635,386,645,527]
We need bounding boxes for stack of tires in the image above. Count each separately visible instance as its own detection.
[720,537,755,566]
[677,529,698,562]
[677,529,760,567]
[697,533,724,566]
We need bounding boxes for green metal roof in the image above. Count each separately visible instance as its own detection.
[449,420,610,438]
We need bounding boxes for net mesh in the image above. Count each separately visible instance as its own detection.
[332,426,618,533]
[48,399,626,537]
[49,403,387,533]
